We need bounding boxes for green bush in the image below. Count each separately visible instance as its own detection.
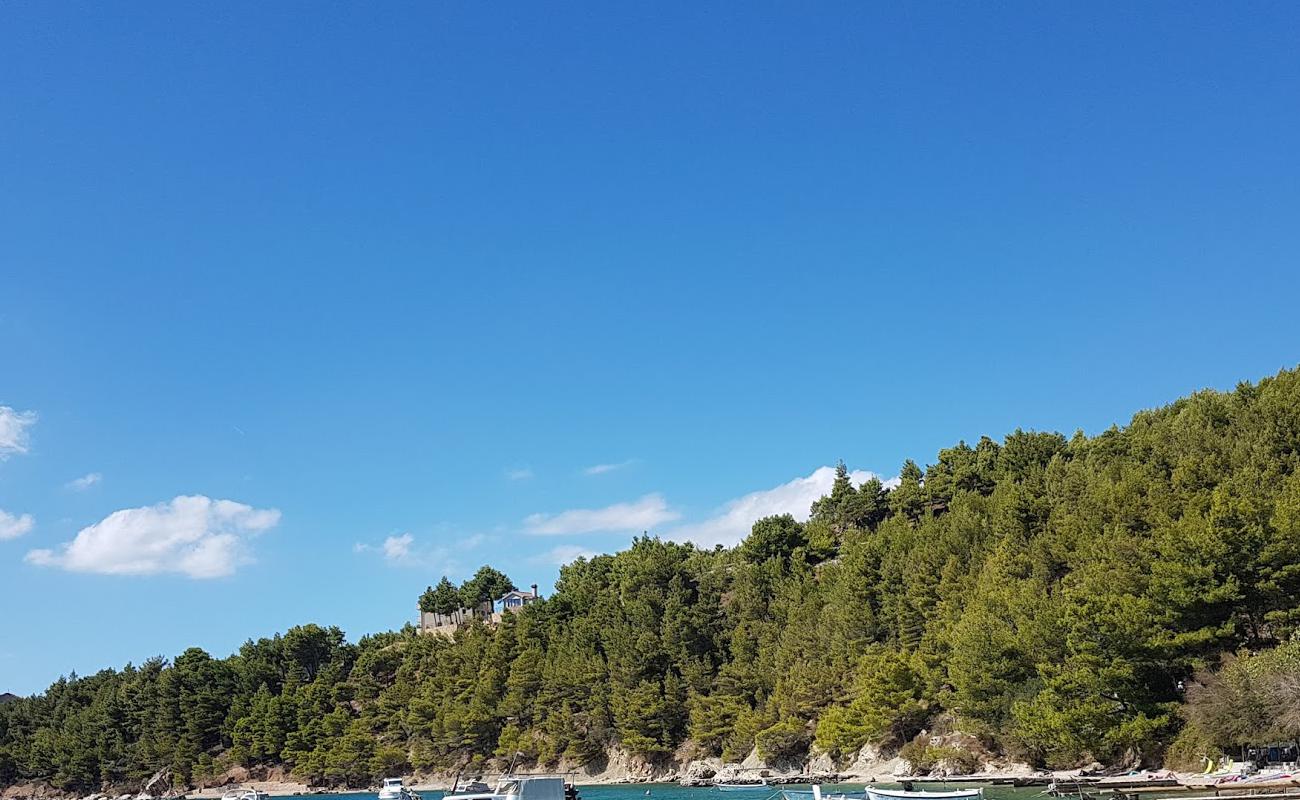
[900,740,980,775]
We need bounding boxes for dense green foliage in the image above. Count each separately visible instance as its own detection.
[418,567,516,616]
[1168,639,1300,769]
[5,368,1300,792]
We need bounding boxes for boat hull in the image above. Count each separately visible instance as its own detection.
[867,789,983,800]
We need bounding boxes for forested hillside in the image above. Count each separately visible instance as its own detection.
[5,368,1300,793]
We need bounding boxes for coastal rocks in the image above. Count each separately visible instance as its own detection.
[737,746,796,775]
[219,767,253,787]
[738,749,765,771]
[141,770,171,799]
[984,761,1040,778]
[1,781,65,800]
[929,757,973,778]
[565,746,678,784]
[846,744,907,780]
[678,760,720,786]
[805,749,836,775]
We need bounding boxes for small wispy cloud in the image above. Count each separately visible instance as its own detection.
[355,534,417,564]
[583,459,636,476]
[0,406,37,460]
[505,466,535,481]
[0,509,35,541]
[532,544,601,566]
[355,531,486,570]
[65,472,103,492]
[524,493,679,535]
[383,533,414,562]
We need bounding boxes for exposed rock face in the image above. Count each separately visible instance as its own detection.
[737,745,802,775]
[140,770,171,799]
[679,759,720,784]
[562,746,679,784]
[931,758,973,778]
[805,750,836,775]
[848,744,907,779]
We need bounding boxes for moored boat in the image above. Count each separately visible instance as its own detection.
[450,778,493,796]
[782,789,861,800]
[378,778,420,800]
[866,788,983,800]
[443,774,573,800]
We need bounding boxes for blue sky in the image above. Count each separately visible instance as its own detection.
[2,1,1299,695]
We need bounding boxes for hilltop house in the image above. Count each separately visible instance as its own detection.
[419,584,541,636]
[498,588,539,611]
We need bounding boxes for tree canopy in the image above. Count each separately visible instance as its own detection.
[419,577,460,615]
[6,366,1300,791]
[458,566,516,609]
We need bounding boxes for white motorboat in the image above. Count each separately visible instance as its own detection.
[221,790,270,800]
[378,778,420,800]
[443,775,570,800]
[866,788,983,800]
[714,777,768,792]
[449,778,493,795]
[783,790,861,800]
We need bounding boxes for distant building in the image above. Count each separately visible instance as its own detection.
[498,586,541,611]
[419,584,541,636]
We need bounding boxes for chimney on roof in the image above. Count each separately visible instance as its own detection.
[531,584,539,599]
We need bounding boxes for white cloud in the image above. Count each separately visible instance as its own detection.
[505,467,534,481]
[533,544,601,566]
[583,459,636,476]
[0,509,35,540]
[0,407,37,459]
[66,472,103,491]
[668,466,886,548]
[382,533,414,562]
[524,493,679,535]
[355,531,486,570]
[25,495,280,579]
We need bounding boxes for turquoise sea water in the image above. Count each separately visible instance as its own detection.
[317,784,1044,800]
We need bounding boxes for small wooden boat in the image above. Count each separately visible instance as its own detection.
[866,788,984,800]
[782,789,862,800]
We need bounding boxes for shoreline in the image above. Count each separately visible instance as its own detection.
[175,768,1165,798]
[5,766,1222,800]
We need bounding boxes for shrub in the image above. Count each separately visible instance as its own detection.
[899,740,979,775]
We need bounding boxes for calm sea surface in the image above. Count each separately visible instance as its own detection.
[318,784,1047,800]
